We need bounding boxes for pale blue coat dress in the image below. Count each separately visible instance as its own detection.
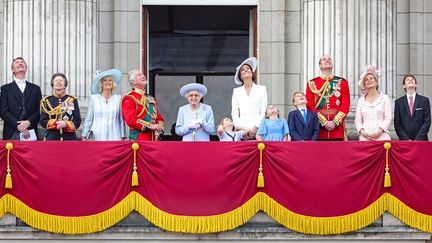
[257,118,289,141]
[82,94,125,140]
[175,103,215,141]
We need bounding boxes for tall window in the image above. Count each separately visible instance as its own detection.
[143,5,256,139]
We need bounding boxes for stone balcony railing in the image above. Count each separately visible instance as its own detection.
[0,212,430,242]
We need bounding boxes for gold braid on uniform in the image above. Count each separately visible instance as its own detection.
[40,97,61,119]
[333,111,346,126]
[126,94,151,129]
[317,113,328,126]
[308,81,331,110]
[308,80,330,125]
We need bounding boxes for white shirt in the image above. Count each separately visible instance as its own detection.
[231,83,268,130]
[15,79,26,93]
[406,92,416,105]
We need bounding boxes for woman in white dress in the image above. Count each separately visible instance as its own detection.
[82,69,125,140]
[231,57,268,139]
[355,65,392,141]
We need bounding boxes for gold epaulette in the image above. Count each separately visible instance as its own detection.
[64,95,76,104]
[333,111,346,126]
[317,112,327,126]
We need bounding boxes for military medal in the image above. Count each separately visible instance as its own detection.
[336,99,341,106]
[334,90,341,98]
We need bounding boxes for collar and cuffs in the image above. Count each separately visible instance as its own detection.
[14,79,27,93]
[406,92,417,103]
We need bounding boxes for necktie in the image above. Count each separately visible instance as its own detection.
[301,109,307,123]
[409,96,414,116]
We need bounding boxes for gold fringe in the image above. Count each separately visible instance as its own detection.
[0,193,135,234]
[257,143,265,188]
[383,142,392,188]
[387,193,432,233]
[131,143,139,187]
[5,143,13,189]
[1,192,432,234]
[261,193,387,235]
[134,192,261,233]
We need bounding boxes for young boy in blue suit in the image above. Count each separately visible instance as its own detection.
[287,91,319,141]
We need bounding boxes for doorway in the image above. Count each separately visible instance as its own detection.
[143,5,257,139]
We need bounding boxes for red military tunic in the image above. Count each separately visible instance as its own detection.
[121,88,165,141]
[306,74,350,140]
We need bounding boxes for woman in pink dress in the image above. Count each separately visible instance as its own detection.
[355,65,392,141]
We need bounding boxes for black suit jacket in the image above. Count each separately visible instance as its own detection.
[394,94,431,140]
[288,109,319,141]
[0,81,42,140]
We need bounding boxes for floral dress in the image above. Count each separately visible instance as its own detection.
[40,94,81,140]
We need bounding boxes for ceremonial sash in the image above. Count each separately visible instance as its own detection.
[316,77,341,110]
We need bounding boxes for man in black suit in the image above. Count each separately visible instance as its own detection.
[0,57,42,140]
[394,74,431,140]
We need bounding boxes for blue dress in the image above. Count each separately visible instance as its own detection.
[175,103,215,141]
[257,118,289,141]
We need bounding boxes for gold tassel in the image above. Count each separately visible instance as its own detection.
[383,142,391,188]
[257,143,265,188]
[5,142,13,189]
[131,171,139,187]
[384,172,391,188]
[131,143,139,187]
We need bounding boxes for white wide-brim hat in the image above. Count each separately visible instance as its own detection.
[179,83,208,98]
[91,69,122,94]
[234,57,258,85]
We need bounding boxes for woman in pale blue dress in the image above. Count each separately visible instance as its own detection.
[82,69,125,141]
[175,83,215,141]
[256,105,289,141]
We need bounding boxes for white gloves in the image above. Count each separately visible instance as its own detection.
[188,119,204,130]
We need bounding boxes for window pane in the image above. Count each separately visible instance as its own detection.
[149,6,250,72]
[155,76,195,135]
[203,76,237,126]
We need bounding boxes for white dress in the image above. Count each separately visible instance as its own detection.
[82,94,125,141]
[355,92,392,141]
[231,83,268,130]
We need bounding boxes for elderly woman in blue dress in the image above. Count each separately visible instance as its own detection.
[175,83,215,141]
[82,69,125,140]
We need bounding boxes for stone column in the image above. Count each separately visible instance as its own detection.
[258,0,286,116]
[3,0,97,99]
[303,0,397,100]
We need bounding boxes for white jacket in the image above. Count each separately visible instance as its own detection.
[231,83,268,130]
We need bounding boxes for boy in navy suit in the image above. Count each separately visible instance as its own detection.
[394,74,431,140]
[288,91,319,141]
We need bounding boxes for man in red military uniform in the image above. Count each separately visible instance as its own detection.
[306,55,350,140]
[122,70,165,141]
